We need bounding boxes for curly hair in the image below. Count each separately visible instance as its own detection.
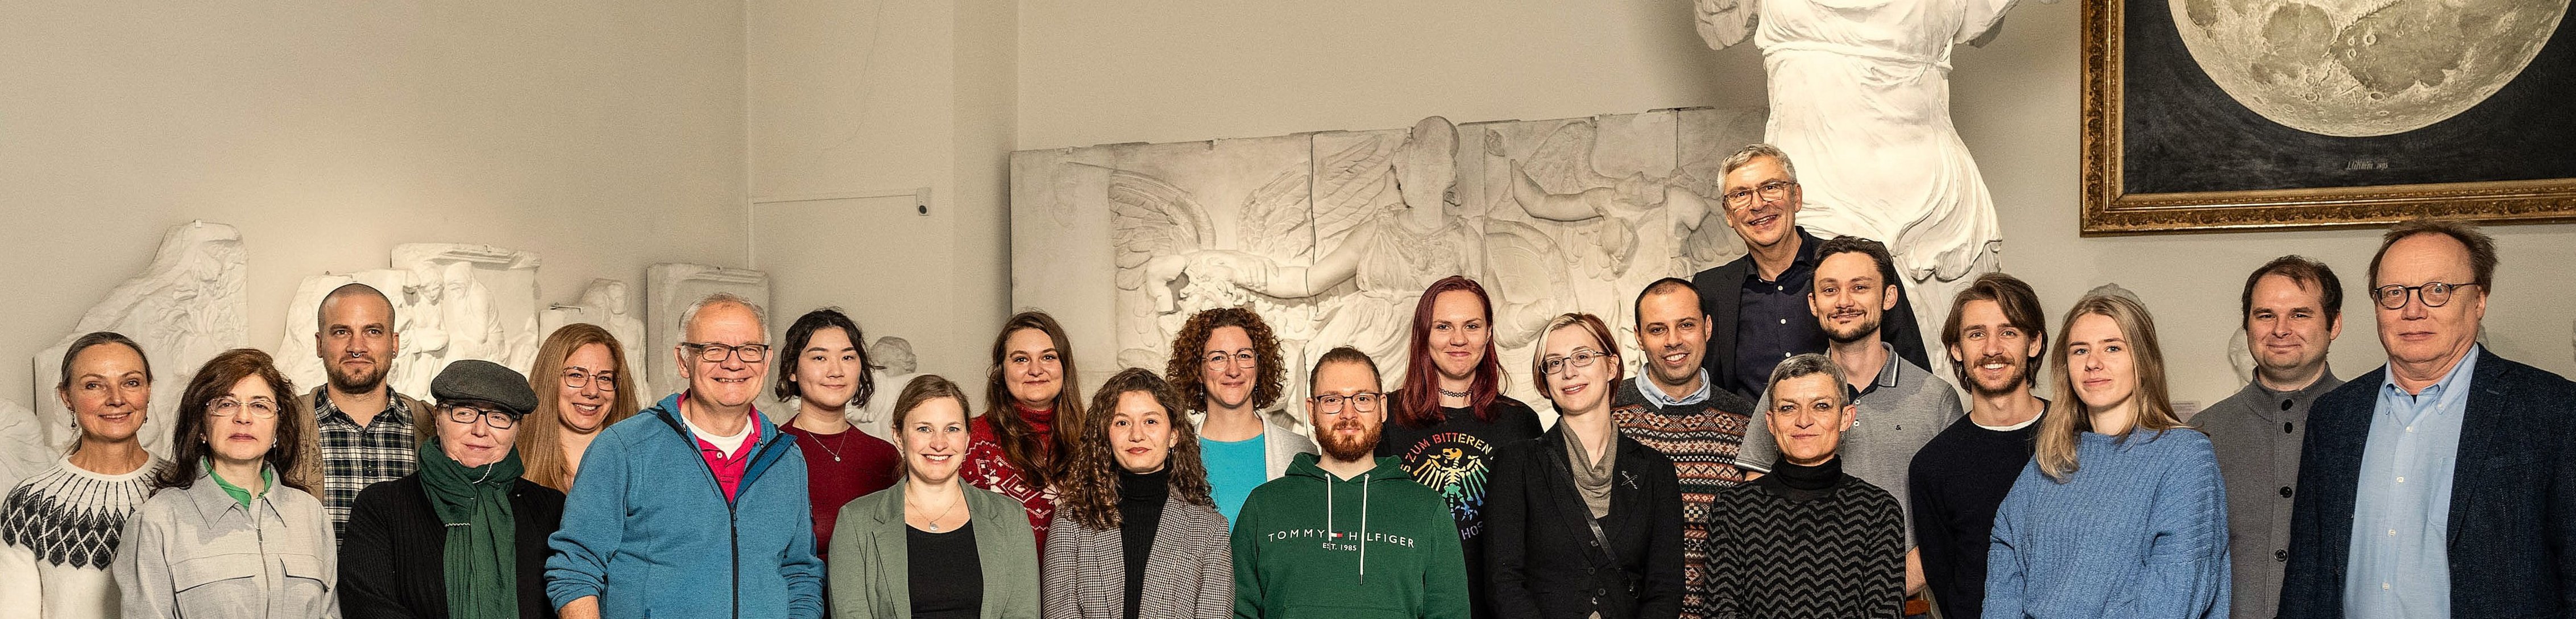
[1162,307,1287,414]
[1056,368,1214,531]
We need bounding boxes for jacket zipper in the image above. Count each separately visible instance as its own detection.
[679,414,790,619]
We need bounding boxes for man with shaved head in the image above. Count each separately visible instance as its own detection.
[297,282,432,537]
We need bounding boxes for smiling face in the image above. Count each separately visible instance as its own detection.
[1538,324,1616,418]
[1002,327,1065,409]
[677,302,769,409]
[1108,390,1178,473]
[557,342,616,433]
[1308,360,1386,463]
[1425,290,1491,382]
[2246,274,2341,381]
[899,396,972,484]
[1810,251,1895,344]
[1766,373,1853,467]
[2064,313,2139,416]
[316,292,397,395]
[61,343,151,445]
[437,402,520,468]
[795,327,863,410]
[206,375,281,466]
[1948,299,2043,398]
[1720,156,1802,251]
[1635,287,1709,390]
[2373,233,2486,375]
[1199,326,1256,411]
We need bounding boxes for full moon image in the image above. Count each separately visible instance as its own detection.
[2167,0,2567,137]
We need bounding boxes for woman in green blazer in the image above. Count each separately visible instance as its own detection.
[831,375,1040,619]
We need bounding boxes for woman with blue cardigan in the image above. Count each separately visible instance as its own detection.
[831,375,1040,618]
[1984,294,2229,618]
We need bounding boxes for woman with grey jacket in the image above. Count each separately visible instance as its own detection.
[1042,368,1232,619]
[114,349,339,619]
[831,375,1040,619]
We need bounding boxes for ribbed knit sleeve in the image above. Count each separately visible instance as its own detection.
[2139,434,2230,619]
[1980,478,2026,619]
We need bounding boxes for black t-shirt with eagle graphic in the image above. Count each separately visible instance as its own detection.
[1374,392,1544,618]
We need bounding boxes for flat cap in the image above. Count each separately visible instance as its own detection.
[430,359,538,418]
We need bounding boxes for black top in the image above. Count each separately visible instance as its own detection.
[1908,409,2040,619]
[1484,426,1687,619]
[1115,468,1170,619]
[1729,228,1828,398]
[1691,226,1932,399]
[1375,392,1544,619]
[336,474,566,619]
[1766,455,1841,498]
[908,521,984,619]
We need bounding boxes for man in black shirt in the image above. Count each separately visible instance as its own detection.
[1907,272,2050,619]
[1691,144,1928,400]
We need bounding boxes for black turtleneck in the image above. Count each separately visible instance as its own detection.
[1116,467,1171,619]
[1760,455,1844,501]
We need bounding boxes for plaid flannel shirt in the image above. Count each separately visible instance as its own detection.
[311,386,418,537]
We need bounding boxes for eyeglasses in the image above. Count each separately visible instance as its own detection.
[1309,392,1384,412]
[443,404,518,430]
[1202,350,1257,369]
[1722,180,1797,210]
[682,342,770,363]
[2372,282,2478,310]
[1540,349,1611,375]
[206,397,278,419]
[562,369,619,391]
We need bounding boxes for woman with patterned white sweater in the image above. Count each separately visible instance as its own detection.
[0,332,164,619]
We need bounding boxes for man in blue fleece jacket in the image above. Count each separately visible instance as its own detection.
[546,293,822,619]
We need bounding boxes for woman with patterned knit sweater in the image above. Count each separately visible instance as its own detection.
[1984,294,2229,618]
[0,332,164,619]
[1703,354,1906,619]
[962,311,1085,550]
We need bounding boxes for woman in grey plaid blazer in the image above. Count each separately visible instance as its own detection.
[1041,369,1233,619]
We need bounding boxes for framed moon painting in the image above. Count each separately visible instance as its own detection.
[2081,0,2576,234]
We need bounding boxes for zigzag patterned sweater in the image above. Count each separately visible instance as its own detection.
[1703,456,1906,619]
[0,456,161,619]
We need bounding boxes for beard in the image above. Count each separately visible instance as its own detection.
[1823,313,1881,345]
[1965,353,2027,397]
[327,358,389,395]
[1316,419,1381,462]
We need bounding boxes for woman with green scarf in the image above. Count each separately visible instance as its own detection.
[340,359,567,618]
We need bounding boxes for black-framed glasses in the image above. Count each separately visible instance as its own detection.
[1540,349,1611,375]
[1309,392,1384,411]
[206,397,279,419]
[1722,179,1797,209]
[562,369,619,391]
[682,342,770,363]
[1202,350,1258,369]
[2372,282,2478,310]
[443,403,518,430]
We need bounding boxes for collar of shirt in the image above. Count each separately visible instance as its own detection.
[311,385,414,428]
[185,464,283,524]
[1633,369,1714,408]
[1852,341,1904,399]
[2377,344,2479,427]
[1741,226,1822,287]
[2247,366,2340,423]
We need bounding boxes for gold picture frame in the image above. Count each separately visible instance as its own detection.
[2079,0,2576,235]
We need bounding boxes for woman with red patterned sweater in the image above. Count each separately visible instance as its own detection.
[961,310,1085,550]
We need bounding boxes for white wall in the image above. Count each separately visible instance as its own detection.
[1014,0,2576,407]
[0,2,748,406]
[748,0,1015,400]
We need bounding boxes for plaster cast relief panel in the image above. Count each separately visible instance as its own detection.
[646,263,771,398]
[541,278,654,397]
[276,244,542,399]
[1014,110,1766,414]
[24,220,249,463]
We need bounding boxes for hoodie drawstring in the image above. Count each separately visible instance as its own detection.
[1359,472,1371,580]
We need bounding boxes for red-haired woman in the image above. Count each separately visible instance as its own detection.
[1376,275,1545,618]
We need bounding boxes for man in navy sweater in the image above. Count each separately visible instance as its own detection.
[2279,219,2576,618]
[1906,271,2050,619]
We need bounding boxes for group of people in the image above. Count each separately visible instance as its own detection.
[0,143,2566,619]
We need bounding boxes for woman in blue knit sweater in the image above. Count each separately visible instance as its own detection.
[1984,294,2229,618]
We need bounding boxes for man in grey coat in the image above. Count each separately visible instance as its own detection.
[2202,255,2345,619]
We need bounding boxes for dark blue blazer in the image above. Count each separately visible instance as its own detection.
[2278,348,2576,618]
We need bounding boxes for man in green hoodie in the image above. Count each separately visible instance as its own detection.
[1232,346,1471,619]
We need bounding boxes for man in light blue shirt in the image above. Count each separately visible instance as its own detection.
[2280,219,2576,618]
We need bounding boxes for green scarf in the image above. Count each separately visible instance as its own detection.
[417,439,522,619]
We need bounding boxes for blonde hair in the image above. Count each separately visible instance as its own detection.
[2035,294,2191,482]
[518,323,642,491]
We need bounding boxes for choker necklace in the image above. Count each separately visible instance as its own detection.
[1438,387,1471,399]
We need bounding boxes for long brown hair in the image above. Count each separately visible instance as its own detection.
[154,349,316,494]
[1162,306,1287,413]
[1397,275,1503,427]
[518,323,642,491]
[984,310,1084,489]
[2035,294,2191,482]
[1057,368,1214,530]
